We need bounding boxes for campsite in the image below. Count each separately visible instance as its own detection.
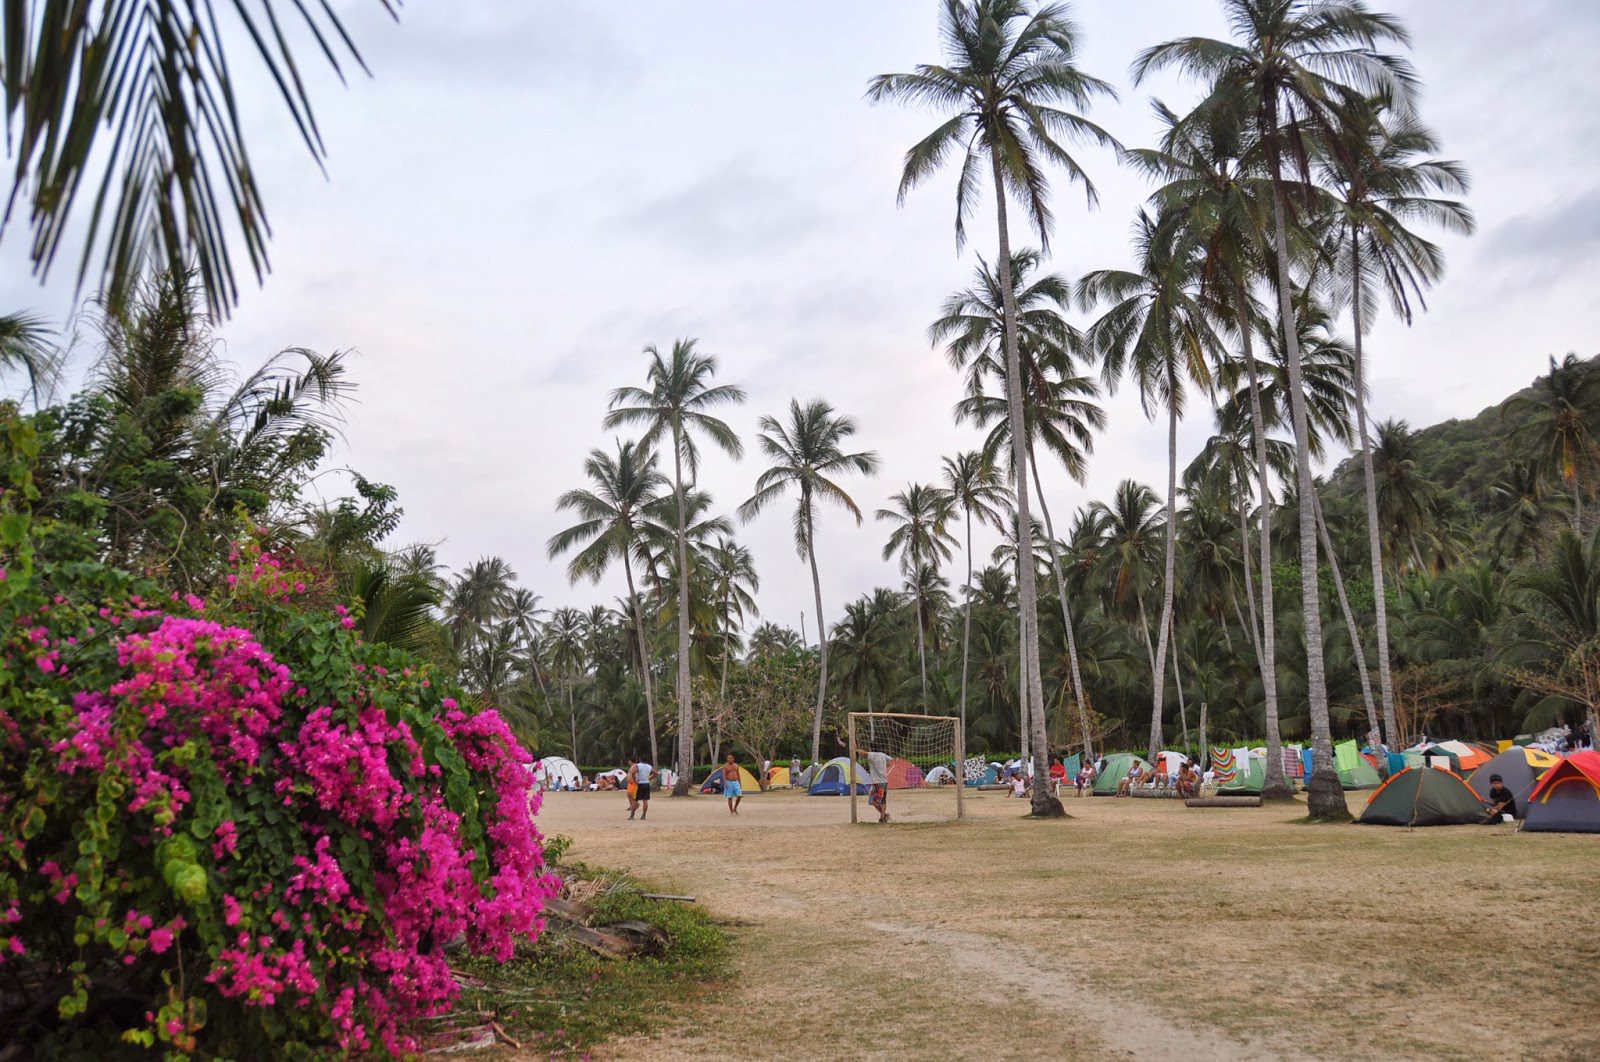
[539,786,1600,1059]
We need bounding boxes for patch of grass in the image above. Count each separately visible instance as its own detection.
[451,862,729,1058]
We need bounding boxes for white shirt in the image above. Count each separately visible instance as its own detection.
[865,751,890,785]
[635,762,653,783]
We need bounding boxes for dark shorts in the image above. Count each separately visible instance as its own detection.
[636,782,651,801]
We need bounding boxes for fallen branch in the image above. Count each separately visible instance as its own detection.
[640,893,696,903]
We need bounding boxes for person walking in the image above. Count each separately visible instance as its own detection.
[630,757,653,821]
[723,753,744,816]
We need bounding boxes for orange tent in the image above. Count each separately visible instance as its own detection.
[886,758,927,789]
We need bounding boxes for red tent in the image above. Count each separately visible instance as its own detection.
[886,758,926,789]
[1524,750,1600,834]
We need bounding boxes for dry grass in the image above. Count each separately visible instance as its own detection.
[536,786,1600,1061]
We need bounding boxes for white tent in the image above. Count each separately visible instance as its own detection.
[534,756,582,790]
[1155,750,1193,776]
[925,765,957,786]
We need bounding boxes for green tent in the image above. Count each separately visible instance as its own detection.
[1092,753,1152,796]
[1357,767,1486,826]
[1338,757,1383,790]
[1217,755,1269,795]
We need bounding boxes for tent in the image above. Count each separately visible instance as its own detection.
[534,756,582,791]
[1336,741,1383,790]
[794,764,817,789]
[1155,750,1192,777]
[807,756,871,796]
[971,765,1000,786]
[767,766,792,788]
[700,764,761,794]
[886,758,926,789]
[925,765,957,786]
[1357,767,1487,826]
[1217,755,1269,795]
[1465,747,1559,819]
[1422,739,1490,773]
[1523,750,1600,833]
[1092,754,1153,796]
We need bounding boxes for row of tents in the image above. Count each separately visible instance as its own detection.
[1357,748,1599,830]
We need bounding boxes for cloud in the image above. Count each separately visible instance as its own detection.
[610,158,838,259]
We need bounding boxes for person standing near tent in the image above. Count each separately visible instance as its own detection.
[865,749,890,823]
[1483,773,1516,823]
[629,758,652,821]
[723,753,744,816]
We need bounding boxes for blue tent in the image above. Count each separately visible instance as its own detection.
[807,756,870,796]
[967,765,999,786]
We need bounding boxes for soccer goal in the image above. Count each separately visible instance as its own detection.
[847,712,965,823]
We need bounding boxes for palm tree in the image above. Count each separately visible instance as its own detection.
[1137,0,1416,819]
[3,4,388,316]
[832,590,903,712]
[1080,208,1219,764]
[1091,480,1164,684]
[1509,354,1600,535]
[547,439,668,764]
[871,0,1117,816]
[546,607,590,760]
[0,312,57,405]
[941,451,1009,741]
[709,536,761,700]
[739,399,880,763]
[877,483,957,708]
[606,338,746,795]
[748,622,802,659]
[1371,419,1443,576]
[1488,461,1550,564]
[445,557,517,654]
[1320,98,1474,751]
[934,250,1104,762]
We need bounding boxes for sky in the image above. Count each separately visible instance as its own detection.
[3,0,1598,638]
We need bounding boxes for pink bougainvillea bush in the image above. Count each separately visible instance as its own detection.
[0,539,559,1057]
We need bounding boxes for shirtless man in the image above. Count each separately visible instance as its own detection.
[722,752,744,815]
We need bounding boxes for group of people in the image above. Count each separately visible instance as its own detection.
[1114,757,1201,798]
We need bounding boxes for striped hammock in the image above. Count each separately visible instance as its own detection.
[1210,746,1237,784]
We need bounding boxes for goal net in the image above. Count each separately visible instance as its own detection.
[847,712,964,822]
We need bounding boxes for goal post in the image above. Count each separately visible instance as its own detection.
[847,712,965,822]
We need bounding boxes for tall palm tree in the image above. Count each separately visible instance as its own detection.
[1080,208,1219,764]
[934,250,1104,761]
[877,483,958,708]
[739,399,880,763]
[1137,0,1416,819]
[547,439,668,764]
[446,557,517,655]
[1320,98,1474,750]
[832,590,903,712]
[709,536,761,700]
[1091,480,1164,684]
[942,450,1009,741]
[1371,419,1443,576]
[871,0,1117,816]
[606,338,745,795]
[3,3,388,316]
[546,607,590,760]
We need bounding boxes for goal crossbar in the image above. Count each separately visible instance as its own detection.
[847,712,965,822]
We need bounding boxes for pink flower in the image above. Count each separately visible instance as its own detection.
[149,928,174,953]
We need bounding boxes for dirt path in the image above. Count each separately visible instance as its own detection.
[538,787,1600,1060]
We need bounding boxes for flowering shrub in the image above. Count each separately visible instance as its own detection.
[0,535,559,1056]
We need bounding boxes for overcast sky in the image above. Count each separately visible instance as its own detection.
[3,1,1598,637]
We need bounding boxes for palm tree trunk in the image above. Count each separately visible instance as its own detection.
[1169,614,1189,752]
[1270,175,1344,819]
[989,153,1056,815]
[915,590,929,709]
[959,508,974,748]
[1028,448,1093,762]
[1199,699,1209,772]
[567,681,578,762]
[1349,238,1398,751]
[1236,483,1263,660]
[621,555,659,765]
[672,430,693,796]
[1312,488,1379,743]
[1239,298,1290,800]
[804,495,828,765]
[1149,394,1179,764]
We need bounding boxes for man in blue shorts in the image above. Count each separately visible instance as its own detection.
[722,752,744,815]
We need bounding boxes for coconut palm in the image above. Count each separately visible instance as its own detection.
[0,312,57,405]
[547,439,668,764]
[709,537,761,700]
[934,250,1104,760]
[748,622,802,659]
[877,483,957,709]
[445,557,517,654]
[1319,98,1474,750]
[871,0,1117,815]
[1136,0,1416,818]
[739,399,880,763]
[832,590,903,713]
[1080,207,1220,764]
[941,450,1009,741]
[1509,354,1600,536]
[606,338,746,794]
[1488,461,1550,564]
[3,4,390,316]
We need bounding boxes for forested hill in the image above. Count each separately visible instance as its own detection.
[1324,353,1600,518]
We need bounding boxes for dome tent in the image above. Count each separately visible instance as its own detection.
[1357,767,1486,827]
[534,756,582,790]
[807,756,871,796]
[1092,754,1153,796]
[1523,750,1600,834]
[700,764,761,794]
[1465,747,1559,819]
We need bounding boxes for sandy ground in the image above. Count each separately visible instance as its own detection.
[536,786,1600,1061]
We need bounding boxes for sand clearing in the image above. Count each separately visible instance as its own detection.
[538,787,1600,1060]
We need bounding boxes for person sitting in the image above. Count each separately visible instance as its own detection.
[1176,763,1199,798]
[1075,763,1093,797]
[1483,773,1517,823]
[1009,773,1028,799]
[1049,757,1067,793]
[1118,762,1143,797]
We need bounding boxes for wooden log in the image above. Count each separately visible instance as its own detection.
[1185,796,1262,808]
[640,893,696,903]
[542,896,593,922]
